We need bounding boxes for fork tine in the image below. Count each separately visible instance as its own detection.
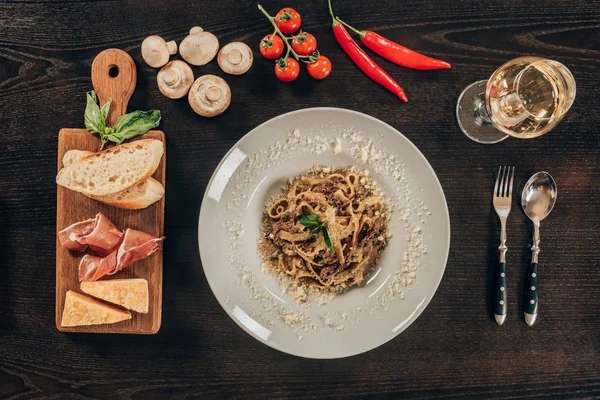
[500,166,507,197]
[494,166,501,197]
[503,166,510,197]
[508,167,515,198]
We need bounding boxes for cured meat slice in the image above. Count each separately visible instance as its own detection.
[78,229,165,282]
[78,252,117,283]
[85,214,124,257]
[58,213,123,256]
[58,218,95,252]
[114,229,165,273]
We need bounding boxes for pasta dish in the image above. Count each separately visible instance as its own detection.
[259,168,389,289]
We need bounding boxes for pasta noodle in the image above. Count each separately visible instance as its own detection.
[259,168,389,289]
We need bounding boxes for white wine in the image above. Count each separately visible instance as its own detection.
[456,56,575,143]
[485,57,576,138]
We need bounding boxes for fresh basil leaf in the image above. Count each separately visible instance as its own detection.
[89,91,99,105]
[322,226,335,254]
[310,227,321,235]
[84,91,105,135]
[100,97,112,122]
[297,212,322,228]
[107,133,123,144]
[113,110,161,139]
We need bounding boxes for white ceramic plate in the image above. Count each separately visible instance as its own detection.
[198,108,450,359]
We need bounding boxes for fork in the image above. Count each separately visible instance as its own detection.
[492,166,515,325]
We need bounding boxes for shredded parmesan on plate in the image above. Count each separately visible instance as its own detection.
[224,128,429,337]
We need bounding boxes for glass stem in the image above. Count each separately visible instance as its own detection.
[473,95,492,126]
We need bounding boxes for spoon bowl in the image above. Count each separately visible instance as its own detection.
[521,172,557,223]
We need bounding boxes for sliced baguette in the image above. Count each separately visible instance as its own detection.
[62,150,94,166]
[56,139,163,196]
[90,178,164,209]
[62,150,164,209]
[61,290,131,327]
[80,279,149,313]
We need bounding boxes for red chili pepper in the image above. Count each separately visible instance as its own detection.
[328,6,407,101]
[338,18,450,71]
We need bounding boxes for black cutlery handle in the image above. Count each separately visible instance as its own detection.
[493,262,507,324]
[524,262,539,325]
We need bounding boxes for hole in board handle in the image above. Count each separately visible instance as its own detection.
[108,65,119,78]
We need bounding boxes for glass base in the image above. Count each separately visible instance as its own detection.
[456,80,509,144]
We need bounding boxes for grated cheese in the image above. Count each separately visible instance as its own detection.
[223,127,430,338]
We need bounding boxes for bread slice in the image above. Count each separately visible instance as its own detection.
[63,150,94,166]
[56,139,163,196]
[61,290,131,327]
[80,279,149,313]
[90,178,164,209]
[62,150,164,210]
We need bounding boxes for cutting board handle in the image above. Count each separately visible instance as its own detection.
[91,49,137,126]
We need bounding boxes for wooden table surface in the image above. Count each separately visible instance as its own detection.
[1,0,599,398]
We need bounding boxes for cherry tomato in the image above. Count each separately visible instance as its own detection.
[291,32,317,56]
[306,55,332,80]
[275,58,300,82]
[260,34,284,60]
[275,8,302,34]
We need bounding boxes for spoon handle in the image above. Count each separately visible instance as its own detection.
[524,262,539,326]
[524,223,540,326]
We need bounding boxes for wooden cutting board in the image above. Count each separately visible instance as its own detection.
[56,49,165,334]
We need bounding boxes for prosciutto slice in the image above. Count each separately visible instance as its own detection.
[114,229,165,274]
[78,229,165,282]
[58,213,123,256]
[78,253,117,283]
[58,218,95,252]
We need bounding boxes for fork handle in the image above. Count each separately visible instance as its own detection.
[493,262,507,325]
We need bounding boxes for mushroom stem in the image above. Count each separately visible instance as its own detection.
[227,49,243,65]
[166,41,177,55]
[163,69,180,86]
[205,86,222,102]
[190,26,204,34]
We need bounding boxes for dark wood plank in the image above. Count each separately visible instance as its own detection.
[0,0,599,398]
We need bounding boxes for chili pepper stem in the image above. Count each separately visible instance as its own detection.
[327,0,338,25]
[336,17,365,39]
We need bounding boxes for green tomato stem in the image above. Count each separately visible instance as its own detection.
[258,3,314,63]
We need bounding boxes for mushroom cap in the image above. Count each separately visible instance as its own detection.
[188,75,231,117]
[218,42,253,75]
[179,30,219,66]
[141,35,177,68]
[157,60,194,99]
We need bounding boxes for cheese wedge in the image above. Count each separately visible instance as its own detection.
[80,279,149,314]
[61,290,131,327]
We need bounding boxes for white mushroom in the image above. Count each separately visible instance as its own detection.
[218,42,253,75]
[188,75,231,117]
[141,35,177,68]
[157,60,194,99]
[179,26,219,66]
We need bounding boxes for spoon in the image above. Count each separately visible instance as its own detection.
[521,171,557,326]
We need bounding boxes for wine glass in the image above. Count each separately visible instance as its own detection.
[456,56,576,144]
